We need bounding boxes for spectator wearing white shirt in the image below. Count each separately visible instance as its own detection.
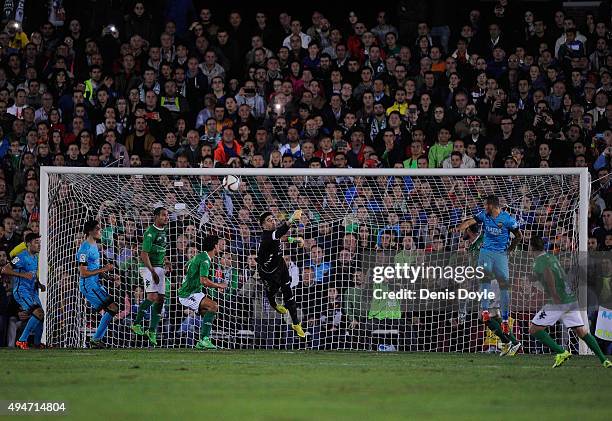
[7,89,27,118]
[279,127,302,159]
[442,139,476,168]
[245,35,274,66]
[199,50,225,85]
[553,18,587,57]
[34,92,56,123]
[283,20,311,48]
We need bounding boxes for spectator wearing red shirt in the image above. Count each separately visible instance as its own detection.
[214,127,242,165]
[346,129,366,168]
[347,22,367,61]
[314,136,335,168]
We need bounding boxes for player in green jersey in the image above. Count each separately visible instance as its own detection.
[131,207,169,345]
[178,234,226,350]
[529,235,611,368]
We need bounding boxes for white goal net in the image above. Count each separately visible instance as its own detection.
[40,168,589,352]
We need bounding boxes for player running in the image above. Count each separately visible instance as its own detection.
[257,210,305,338]
[131,207,169,346]
[2,233,42,349]
[528,235,611,368]
[455,195,522,354]
[177,234,226,350]
[78,220,119,348]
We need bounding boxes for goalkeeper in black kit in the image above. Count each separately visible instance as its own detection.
[257,210,306,338]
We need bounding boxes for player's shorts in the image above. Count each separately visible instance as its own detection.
[13,288,41,312]
[140,267,166,294]
[478,249,510,283]
[178,292,206,311]
[80,280,112,311]
[258,261,290,290]
[531,302,584,328]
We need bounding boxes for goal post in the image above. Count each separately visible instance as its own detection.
[39,167,590,351]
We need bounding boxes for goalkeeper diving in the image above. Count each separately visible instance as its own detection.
[454,195,522,355]
[257,209,305,338]
[528,235,611,368]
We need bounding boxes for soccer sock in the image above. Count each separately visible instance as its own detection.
[265,291,278,309]
[486,319,511,344]
[581,333,608,363]
[93,312,113,341]
[285,299,300,325]
[34,321,44,345]
[201,312,215,339]
[499,288,510,320]
[480,281,491,310]
[134,299,153,325]
[18,316,41,342]
[532,329,565,354]
[149,302,162,332]
[506,330,519,345]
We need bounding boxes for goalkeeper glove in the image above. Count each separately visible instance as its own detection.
[288,209,303,224]
[287,236,304,247]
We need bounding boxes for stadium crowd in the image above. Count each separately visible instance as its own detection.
[0,0,611,350]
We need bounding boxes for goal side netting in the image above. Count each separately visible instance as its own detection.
[40,168,588,352]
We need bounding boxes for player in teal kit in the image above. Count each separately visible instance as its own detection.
[77,220,118,348]
[2,233,42,349]
[455,195,522,354]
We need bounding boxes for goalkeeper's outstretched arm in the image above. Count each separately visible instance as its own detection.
[287,209,302,224]
[287,236,304,247]
[272,209,302,240]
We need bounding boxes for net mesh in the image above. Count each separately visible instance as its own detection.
[43,170,583,352]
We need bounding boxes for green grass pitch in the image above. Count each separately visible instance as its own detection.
[0,350,609,420]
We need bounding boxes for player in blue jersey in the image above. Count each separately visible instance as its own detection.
[2,233,42,349]
[455,195,523,354]
[77,220,118,348]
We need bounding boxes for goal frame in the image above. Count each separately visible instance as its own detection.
[39,167,591,349]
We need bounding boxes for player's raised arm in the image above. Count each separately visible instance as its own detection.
[260,210,302,240]
[274,209,302,239]
[287,236,304,247]
[288,209,302,224]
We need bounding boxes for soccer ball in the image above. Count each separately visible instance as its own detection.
[222,175,241,192]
